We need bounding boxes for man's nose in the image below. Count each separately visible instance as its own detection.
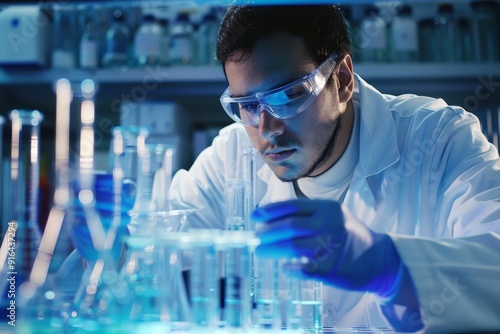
[258,104,285,139]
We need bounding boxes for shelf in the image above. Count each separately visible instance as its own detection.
[0,65,223,85]
[1,63,500,101]
[0,0,481,5]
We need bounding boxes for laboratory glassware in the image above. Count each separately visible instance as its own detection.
[133,142,166,214]
[169,12,195,65]
[0,110,44,294]
[286,264,323,333]
[456,18,474,63]
[418,18,437,63]
[121,232,191,332]
[359,6,388,63]
[215,230,257,331]
[17,79,74,332]
[225,179,250,231]
[243,147,258,232]
[109,125,149,181]
[470,0,499,62]
[434,3,458,63]
[79,15,99,69]
[134,14,162,67]
[102,9,131,67]
[390,4,418,63]
[151,146,174,212]
[197,11,219,66]
[180,229,220,330]
[71,112,141,331]
[158,17,171,66]
[254,258,282,331]
[52,5,77,69]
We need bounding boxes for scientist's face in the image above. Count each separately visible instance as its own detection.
[225,33,354,181]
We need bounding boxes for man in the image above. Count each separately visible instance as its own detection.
[166,4,500,333]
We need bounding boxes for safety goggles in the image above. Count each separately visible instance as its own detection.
[220,53,338,126]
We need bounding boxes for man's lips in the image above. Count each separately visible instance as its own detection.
[265,149,296,162]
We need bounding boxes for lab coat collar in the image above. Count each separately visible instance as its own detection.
[354,73,400,177]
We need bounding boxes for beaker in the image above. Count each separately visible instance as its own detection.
[121,232,191,332]
[285,259,323,333]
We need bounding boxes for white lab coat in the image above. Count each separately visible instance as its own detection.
[168,74,500,332]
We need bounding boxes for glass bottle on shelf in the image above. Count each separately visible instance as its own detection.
[169,12,195,66]
[418,18,437,63]
[102,9,131,68]
[359,6,388,63]
[134,14,162,67]
[470,0,499,62]
[457,17,474,63]
[197,11,219,66]
[52,5,77,69]
[79,17,99,69]
[159,17,171,66]
[434,3,458,63]
[390,4,418,63]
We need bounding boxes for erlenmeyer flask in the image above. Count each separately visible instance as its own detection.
[70,125,140,332]
[121,232,191,332]
[16,79,75,333]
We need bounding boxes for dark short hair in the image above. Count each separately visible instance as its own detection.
[216,5,351,71]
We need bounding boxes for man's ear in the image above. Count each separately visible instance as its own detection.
[336,54,354,104]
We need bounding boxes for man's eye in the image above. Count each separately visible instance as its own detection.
[240,102,259,113]
[286,89,307,101]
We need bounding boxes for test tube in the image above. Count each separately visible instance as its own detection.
[215,231,255,331]
[254,258,281,331]
[181,229,220,330]
[225,179,249,231]
[243,147,258,232]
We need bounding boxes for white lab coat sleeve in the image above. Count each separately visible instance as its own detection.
[168,124,252,230]
[391,233,500,333]
[387,108,500,332]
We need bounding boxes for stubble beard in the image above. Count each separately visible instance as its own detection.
[275,116,342,183]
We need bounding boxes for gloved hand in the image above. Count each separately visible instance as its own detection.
[252,199,403,298]
[70,173,136,263]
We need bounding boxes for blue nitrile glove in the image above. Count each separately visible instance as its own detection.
[253,199,423,332]
[253,199,403,297]
[70,173,136,263]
